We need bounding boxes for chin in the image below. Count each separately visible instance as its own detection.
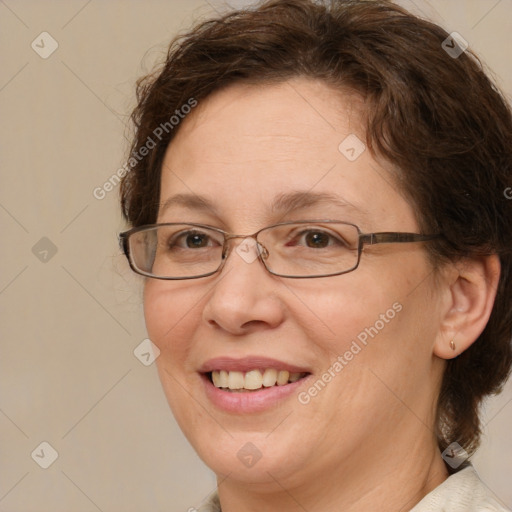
[195,433,303,485]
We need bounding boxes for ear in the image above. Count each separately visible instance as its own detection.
[433,254,501,359]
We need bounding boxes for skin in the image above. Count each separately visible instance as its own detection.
[143,78,500,511]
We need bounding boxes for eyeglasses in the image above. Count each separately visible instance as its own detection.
[119,220,441,280]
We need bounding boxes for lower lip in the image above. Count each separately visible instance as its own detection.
[201,374,311,413]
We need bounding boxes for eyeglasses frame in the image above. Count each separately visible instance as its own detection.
[119,220,441,280]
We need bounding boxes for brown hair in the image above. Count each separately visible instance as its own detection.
[120,0,512,457]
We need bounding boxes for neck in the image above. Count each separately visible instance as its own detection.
[216,435,448,512]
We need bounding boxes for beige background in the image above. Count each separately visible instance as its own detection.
[0,1,511,511]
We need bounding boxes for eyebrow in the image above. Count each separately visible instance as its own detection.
[159,190,367,219]
[271,191,363,216]
[160,193,218,215]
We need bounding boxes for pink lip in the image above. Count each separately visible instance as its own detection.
[199,356,311,374]
[200,373,312,413]
[198,356,312,414]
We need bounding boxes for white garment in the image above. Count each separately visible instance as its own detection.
[410,465,510,512]
[198,465,510,511]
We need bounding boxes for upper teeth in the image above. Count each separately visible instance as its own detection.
[211,369,304,390]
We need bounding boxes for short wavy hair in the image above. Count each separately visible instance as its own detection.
[120,0,512,458]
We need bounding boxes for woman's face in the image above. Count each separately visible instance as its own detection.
[144,79,445,489]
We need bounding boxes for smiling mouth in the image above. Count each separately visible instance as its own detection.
[206,369,310,392]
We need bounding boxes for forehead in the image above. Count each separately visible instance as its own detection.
[158,78,417,232]
[168,79,365,167]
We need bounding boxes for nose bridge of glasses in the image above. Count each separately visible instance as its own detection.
[222,233,269,260]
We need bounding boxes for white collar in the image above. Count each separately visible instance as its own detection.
[410,465,509,512]
[199,465,510,511]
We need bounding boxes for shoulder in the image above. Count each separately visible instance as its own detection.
[411,465,511,512]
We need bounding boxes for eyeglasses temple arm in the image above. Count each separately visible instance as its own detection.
[360,232,441,246]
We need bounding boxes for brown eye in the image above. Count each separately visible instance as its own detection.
[184,233,209,248]
[281,226,350,250]
[168,230,220,250]
[304,231,331,248]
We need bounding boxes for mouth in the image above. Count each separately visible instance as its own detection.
[205,369,310,392]
[199,356,312,412]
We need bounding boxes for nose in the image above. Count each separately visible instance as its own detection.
[202,237,285,335]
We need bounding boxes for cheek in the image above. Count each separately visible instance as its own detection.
[294,257,435,369]
[143,281,204,426]
[143,281,201,361]
[292,273,437,430]
[143,282,169,346]
[289,272,398,355]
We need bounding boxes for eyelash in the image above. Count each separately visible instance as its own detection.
[167,227,349,250]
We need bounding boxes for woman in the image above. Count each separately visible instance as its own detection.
[119,0,512,510]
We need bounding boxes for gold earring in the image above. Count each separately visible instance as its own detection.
[450,339,456,351]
